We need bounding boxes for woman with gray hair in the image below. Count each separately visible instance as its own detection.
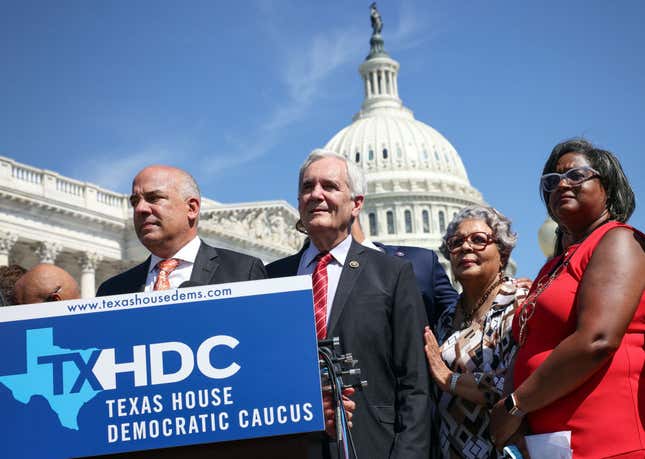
[424,205,527,458]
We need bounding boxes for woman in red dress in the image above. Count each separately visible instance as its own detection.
[490,139,645,458]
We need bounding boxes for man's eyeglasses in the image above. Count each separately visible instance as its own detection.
[445,232,496,253]
[540,166,600,193]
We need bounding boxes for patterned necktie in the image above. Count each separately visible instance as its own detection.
[312,252,334,339]
[153,258,180,291]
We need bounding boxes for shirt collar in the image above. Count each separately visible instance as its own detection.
[360,238,384,252]
[303,234,353,268]
[149,236,201,273]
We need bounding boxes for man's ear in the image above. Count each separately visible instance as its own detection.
[187,197,201,223]
[352,195,365,217]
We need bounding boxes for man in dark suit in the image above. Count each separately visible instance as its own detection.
[267,150,430,459]
[97,165,265,296]
[376,244,457,328]
[95,165,350,459]
[351,219,459,329]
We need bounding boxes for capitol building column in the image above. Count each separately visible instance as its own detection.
[79,252,102,298]
[0,232,18,266]
[35,241,62,264]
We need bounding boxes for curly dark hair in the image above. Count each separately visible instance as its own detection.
[0,264,27,306]
[541,138,635,223]
[541,138,636,255]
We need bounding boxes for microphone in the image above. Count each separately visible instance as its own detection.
[318,336,365,458]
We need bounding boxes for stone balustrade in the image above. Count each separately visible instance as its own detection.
[0,156,130,219]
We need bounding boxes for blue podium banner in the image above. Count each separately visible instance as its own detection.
[0,276,323,458]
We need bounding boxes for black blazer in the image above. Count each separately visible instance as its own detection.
[267,240,430,459]
[96,241,267,296]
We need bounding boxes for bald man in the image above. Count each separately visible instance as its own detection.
[97,165,266,296]
[14,264,80,305]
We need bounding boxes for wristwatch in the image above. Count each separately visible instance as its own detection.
[504,393,525,417]
[449,372,460,394]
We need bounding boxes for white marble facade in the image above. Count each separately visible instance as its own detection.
[0,155,305,298]
[323,28,507,278]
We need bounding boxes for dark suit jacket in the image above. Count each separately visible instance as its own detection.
[96,241,267,296]
[375,243,458,329]
[267,240,430,459]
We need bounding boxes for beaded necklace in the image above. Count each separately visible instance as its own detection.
[518,246,579,346]
[459,272,505,329]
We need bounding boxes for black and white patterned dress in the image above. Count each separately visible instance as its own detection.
[433,279,526,459]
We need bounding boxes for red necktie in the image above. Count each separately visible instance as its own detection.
[312,252,334,339]
[154,258,180,291]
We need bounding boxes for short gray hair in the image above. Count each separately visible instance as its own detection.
[298,149,366,198]
[439,205,517,268]
[177,169,201,201]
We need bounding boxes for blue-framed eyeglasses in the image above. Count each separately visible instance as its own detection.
[540,166,600,193]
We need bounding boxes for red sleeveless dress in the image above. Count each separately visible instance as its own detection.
[512,221,645,458]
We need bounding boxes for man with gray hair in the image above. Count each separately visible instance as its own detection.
[97,165,266,296]
[267,149,431,458]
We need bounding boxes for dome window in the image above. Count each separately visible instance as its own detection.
[438,211,446,234]
[404,210,413,233]
[397,146,402,158]
[383,148,388,159]
[422,210,430,233]
[369,212,378,236]
[368,149,374,161]
[355,152,360,162]
[434,150,440,162]
[386,211,395,234]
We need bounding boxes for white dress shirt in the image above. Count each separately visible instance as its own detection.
[297,234,353,324]
[144,236,201,291]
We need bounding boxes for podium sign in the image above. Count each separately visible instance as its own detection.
[0,276,323,458]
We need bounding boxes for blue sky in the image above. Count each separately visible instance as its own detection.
[1,0,643,278]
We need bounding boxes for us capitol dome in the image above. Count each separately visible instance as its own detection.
[324,8,484,271]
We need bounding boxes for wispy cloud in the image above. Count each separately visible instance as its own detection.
[258,1,429,134]
[80,147,174,193]
[199,11,369,174]
[77,2,432,184]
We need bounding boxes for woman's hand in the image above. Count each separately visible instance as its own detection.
[489,397,524,449]
[513,277,533,291]
[424,326,452,392]
[504,429,531,459]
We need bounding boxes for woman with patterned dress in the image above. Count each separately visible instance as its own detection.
[490,139,645,458]
[424,206,527,458]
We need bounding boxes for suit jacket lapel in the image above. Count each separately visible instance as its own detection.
[189,241,220,285]
[327,240,365,336]
[133,257,151,292]
[271,246,307,277]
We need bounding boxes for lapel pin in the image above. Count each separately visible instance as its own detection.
[349,260,360,268]
[395,251,405,257]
